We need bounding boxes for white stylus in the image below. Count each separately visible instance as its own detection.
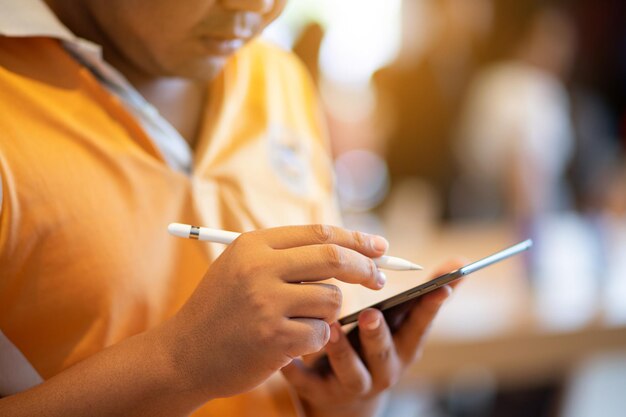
[168,223,423,271]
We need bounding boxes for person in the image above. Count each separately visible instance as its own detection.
[453,1,576,222]
[292,21,324,87]
[374,0,493,218]
[0,1,460,416]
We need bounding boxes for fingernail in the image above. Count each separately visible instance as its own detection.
[370,236,389,253]
[364,315,381,331]
[376,271,387,288]
[329,324,340,343]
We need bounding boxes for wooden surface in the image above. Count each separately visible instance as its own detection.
[344,206,626,389]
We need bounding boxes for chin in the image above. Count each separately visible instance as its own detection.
[163,56,230,81]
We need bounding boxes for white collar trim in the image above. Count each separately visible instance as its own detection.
[0,0,102,61]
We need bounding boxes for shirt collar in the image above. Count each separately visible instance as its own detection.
[0,0,138,97]
[0,0,194,173]
[0,0,103,63]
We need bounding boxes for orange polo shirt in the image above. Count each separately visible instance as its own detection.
[0,35,339,416]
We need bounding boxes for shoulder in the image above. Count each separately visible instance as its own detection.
[0,36,75,74]
[219,39,325,139]
[240,39,307,69]
[0,156,4,235]
[230,39,316,93]
[0,36,84,107]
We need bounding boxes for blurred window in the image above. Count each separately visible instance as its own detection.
[264,0,403,88]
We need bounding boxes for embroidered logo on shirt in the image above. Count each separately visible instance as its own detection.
[267,125,312,196]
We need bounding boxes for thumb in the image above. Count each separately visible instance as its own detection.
[281,358,325,397]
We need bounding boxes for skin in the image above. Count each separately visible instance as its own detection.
[0,225,391,416]
[1,1,462,416]
[44,0,287,145]
[283,260,463,417]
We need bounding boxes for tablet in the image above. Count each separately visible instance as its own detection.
[313,239,532,374]
[339,239,533,326]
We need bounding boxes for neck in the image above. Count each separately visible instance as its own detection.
[45,0,141,82]
[44,0,208,147]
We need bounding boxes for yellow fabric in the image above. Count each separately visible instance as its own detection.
[0,36,339,416]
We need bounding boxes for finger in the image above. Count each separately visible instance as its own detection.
[325,323,372,396]
[432,258,468,278]
[277,245,385,290]
[421,283,453,305]
[284,318,331,358]
[254,224,388,257]
[282,358,330,402]
[422,258,467,300]
[393,288,446,364]
[437,258,468,290]
[283,283,343,323]
[394,259,465,363]
[357,309,401,391]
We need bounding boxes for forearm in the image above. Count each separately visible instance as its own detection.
[0,325,205,417]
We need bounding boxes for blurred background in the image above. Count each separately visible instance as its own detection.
[265,0,626,416]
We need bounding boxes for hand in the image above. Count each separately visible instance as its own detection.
[282,260,465,417]
[158,225,389,401]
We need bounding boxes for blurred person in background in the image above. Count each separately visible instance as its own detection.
[374,0,493,219]
[292,21,324,87]
[453,0,577,225]
[568,0,626,217]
